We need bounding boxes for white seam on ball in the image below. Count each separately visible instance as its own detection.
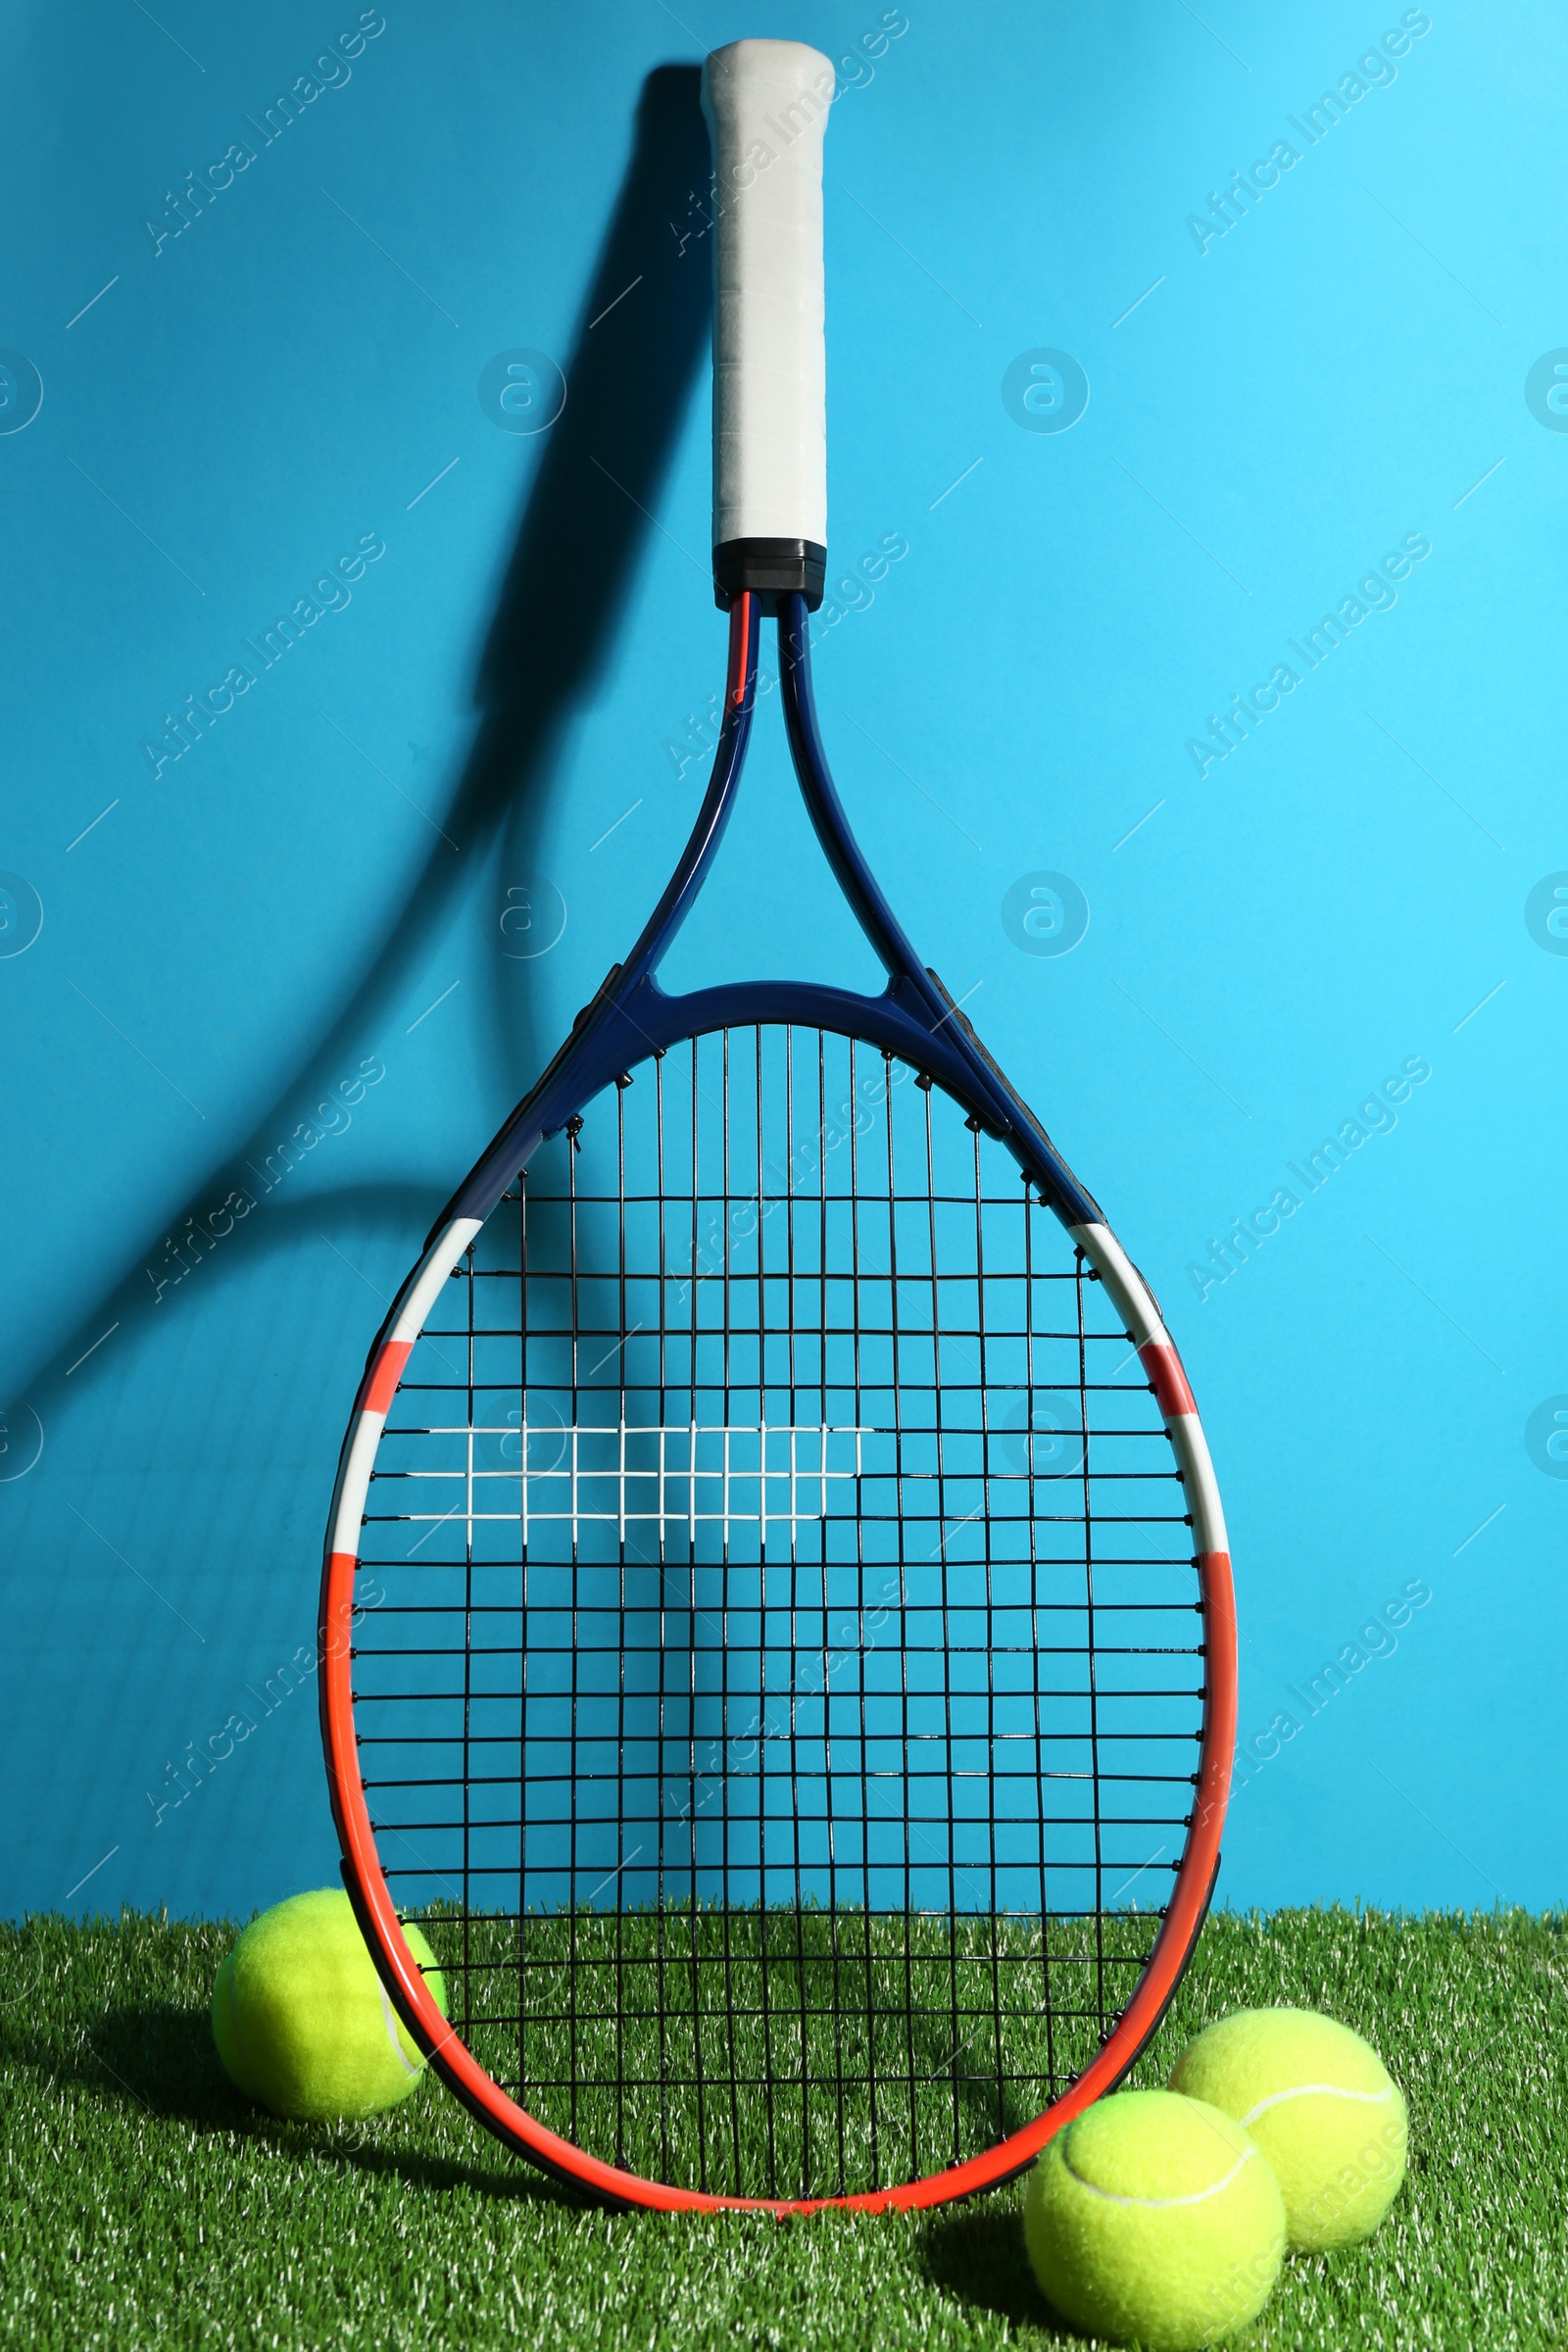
[1241,2082,1396,2125]
[379,1980,420,2078]
[1061,2142,1257,2209]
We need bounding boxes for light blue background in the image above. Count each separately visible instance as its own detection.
[2,0,1562,1921]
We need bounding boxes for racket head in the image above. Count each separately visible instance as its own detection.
[320,1005,1234,2212]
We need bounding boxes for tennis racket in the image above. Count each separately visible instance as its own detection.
[319,37,1235,2213]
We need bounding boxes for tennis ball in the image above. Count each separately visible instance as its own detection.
[1168,2007,1407,2251]
[212,1887,447,2122]
[1023,2088,1286,2351]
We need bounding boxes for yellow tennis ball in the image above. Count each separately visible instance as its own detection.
[1168,2007,1407,2251]
[212,1888,447,2122]
[1023,2088,1286,2351]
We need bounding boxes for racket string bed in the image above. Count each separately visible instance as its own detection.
[350,1023,1204,2200]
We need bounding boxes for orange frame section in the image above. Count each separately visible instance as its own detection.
[319,1532,1238,2214]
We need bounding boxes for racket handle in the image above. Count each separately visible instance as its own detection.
[702,38,833,612]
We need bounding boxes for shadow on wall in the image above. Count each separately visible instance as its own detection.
[479,59,715,1102]
[13,63,714,1434]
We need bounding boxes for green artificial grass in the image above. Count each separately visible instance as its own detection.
[3,1905,1565,2349]
[413,1900,1159,2200]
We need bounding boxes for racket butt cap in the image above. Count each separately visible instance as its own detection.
[713,535,826,612]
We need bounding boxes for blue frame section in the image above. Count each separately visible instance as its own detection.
[446,599,1103,1235]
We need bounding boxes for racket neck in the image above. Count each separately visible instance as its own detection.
[616,592,760,997]
[777,595,930,994]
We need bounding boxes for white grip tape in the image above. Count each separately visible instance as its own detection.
[702,40,833,551]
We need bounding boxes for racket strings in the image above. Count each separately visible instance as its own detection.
[352,1024,1204,2197]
